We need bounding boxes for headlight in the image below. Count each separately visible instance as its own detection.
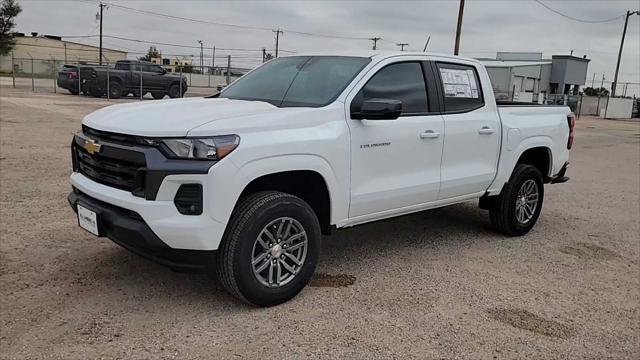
[160,135,239,160]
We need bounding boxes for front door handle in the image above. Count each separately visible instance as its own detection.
[478,126,496,134]
[420,130,440,139]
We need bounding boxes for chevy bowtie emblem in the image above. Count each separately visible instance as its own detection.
[84,139,102,154]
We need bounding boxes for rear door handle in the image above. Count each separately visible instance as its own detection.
[420,130,440,139]
[478,126,496,134]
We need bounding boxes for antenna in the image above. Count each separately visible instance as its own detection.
[423,35,431,52]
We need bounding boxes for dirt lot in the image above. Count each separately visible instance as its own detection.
[1,86,639,359]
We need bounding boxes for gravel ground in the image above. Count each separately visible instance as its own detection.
[1,86,639,359]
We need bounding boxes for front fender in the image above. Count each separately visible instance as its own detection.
[206,154,346,227]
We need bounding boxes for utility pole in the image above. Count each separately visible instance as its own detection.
[396,43,409,51]
[369,37,382,50]
[612,10,639,97]
[262,48,266,63]
[212,46,215,74]
[197,40,204,74]
[98,3,106,65]
[454,0,465,55]
[273,29,283,57]
[591,73,596,87]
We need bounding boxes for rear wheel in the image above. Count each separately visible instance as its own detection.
[151,91,166,100]
[68,89,79,95]
[216,191,321,307]
[168,84,182,98]
[489,164,544,236]
[108,81,122,99]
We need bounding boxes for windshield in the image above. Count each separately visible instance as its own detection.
[219,56,370,107]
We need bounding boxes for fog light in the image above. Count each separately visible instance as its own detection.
[174,184,202,215]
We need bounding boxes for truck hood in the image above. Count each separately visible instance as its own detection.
[82,97,279,137]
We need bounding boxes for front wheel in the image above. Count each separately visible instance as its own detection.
[489,164,544,236]
[216,191,321,307]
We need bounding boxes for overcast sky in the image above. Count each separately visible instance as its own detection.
[16,0,640,95]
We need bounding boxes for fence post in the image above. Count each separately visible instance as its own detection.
[226,55,231,85]
[179,66,183,98]
[31,57,35,92]
[11,52,15,88]
[78,61,81,97]
[139,65,143,100]
[106,62,110,101]
[208,65,211,88]
[53,61,56,93]
[576,94,582,120]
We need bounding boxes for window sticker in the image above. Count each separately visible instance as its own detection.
[439,68,479,98]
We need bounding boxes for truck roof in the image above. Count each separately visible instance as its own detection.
[116,60,157,65]
[282,50,481,64]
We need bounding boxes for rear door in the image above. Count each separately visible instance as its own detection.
[346,58,444,218]
[432,60,501,199]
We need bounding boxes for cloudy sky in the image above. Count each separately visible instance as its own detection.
[16,0,640,95]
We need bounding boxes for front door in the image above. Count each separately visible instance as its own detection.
[347,60,444,218]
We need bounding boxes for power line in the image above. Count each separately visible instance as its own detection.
[61,34,275,52]
[98,1,370,41]
[534,0,626,23]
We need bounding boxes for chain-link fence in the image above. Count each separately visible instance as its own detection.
[1,56,253,100]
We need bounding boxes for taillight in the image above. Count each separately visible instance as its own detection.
[567,113,575,149]
[68,72,78,80]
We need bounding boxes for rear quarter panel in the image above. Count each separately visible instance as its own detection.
[487,105,571,195]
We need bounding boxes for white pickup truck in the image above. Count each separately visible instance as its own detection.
[69,51,573,306]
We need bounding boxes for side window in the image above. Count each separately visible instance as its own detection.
[437,63,484,112]
[358,62,428,114]
[148,65,164,73]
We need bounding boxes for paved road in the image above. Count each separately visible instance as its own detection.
[1,87,638,359]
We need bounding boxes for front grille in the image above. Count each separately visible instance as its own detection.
[82,125,144,146]
[74,140,146,195]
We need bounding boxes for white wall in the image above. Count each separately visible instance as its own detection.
[600,98,633,119]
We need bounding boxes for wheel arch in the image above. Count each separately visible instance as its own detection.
[210,154,345,236]
[239,170,332,234]
[486,135,554,196]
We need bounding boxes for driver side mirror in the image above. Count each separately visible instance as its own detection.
[351,98,402,120]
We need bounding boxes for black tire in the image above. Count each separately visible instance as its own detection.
[108,81,122,99]
[489,164,544,236]
[151,91,166,100]
[68,89,79,95]
[168,84,182,98]
[216,191,321,307]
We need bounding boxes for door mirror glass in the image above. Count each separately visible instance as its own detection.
[353,98,402,120]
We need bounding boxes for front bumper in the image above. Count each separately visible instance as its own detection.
[70,172,227,251]
[68,188,216,269]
